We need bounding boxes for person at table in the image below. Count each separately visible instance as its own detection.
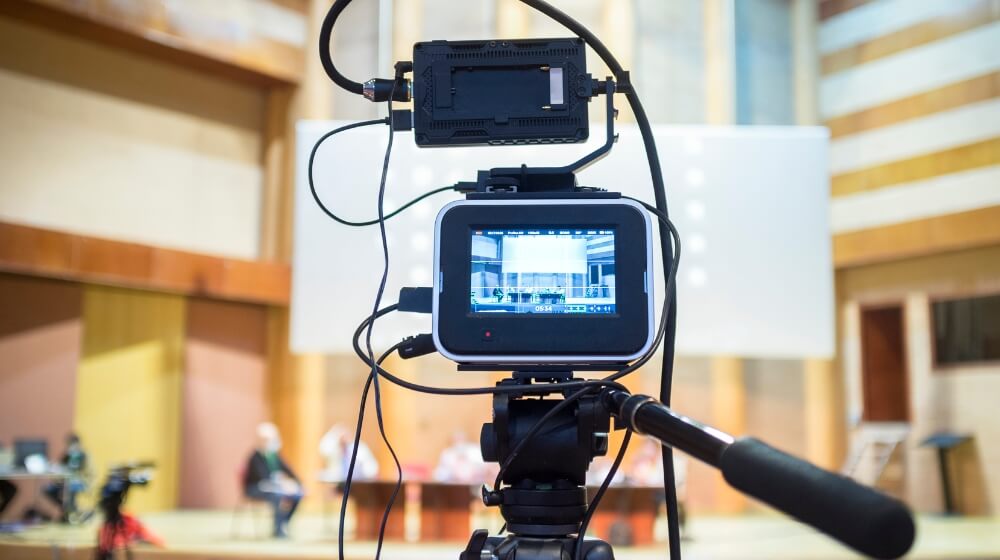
[318,424,379,482]
[627,439,689,533]
[44,432,89,522]
[433,431,486,484]
[243,422,303,538]
[0,440,16,518]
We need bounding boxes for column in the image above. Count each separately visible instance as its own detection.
[804,358,841,470]
[703,0,736,124]
[711,355,746,513]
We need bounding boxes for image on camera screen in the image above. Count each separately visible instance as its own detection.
[470,227,616,314]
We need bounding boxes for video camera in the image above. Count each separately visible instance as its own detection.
[98,461,154,520]
[316,1,916,559]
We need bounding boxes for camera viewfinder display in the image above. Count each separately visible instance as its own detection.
[470,227,616,315]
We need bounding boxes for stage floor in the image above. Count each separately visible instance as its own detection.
[1,511,999,559]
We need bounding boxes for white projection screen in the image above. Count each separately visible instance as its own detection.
[292,122,833,359]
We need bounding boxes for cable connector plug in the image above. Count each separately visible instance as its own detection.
[398,287,433,314]
[390,109,413,132]
[363,77,411,102]
[397,333,436,360]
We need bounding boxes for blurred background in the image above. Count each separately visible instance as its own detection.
[0,0,998,558]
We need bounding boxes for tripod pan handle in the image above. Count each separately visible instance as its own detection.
[720,437,915,559]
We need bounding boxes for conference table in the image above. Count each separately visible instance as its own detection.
[585,484,664,546]
[340,480,407,541]
[317,479,663,545]
[319,479,479,542]
[0,469,72,526]
[418,482,477,542]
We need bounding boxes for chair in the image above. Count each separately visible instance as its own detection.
[229,466,269,539]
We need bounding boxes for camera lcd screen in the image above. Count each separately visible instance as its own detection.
[470,227,616,315]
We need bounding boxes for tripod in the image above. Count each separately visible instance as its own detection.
[461,372,616,560]
[461,373,916,560]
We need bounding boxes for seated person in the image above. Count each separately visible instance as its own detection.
[0,440,16,518]
[626,439,689,532]
[243,423,303,538]
[318,424,379,482]
[433,431,486,484]
[45,433,89,522]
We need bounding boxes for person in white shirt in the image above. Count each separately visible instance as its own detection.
[319,424,379,482]
[433,431,487,484]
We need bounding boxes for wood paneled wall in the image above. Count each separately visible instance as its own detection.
[0,15,267,261]
[74,286,186,513]
[0,222,291,306]
[0,274,82,521]
[839,245,1000,513]
[0,0,307,86]
[822,0,1000,266]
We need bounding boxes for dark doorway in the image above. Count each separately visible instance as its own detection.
[860,305,909,422]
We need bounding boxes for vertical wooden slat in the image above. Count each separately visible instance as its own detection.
[711,356,747,513]
[804,359,841,470]
[704,0,736,124]
[792,0,821,125]
[260,88,294,262]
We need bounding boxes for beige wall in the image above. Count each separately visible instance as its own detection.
[0,273,82,521]
[180,299,270,509]
[840,245,1000,514]
[0,15,265,260]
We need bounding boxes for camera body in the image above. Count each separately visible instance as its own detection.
[432,195,654,367]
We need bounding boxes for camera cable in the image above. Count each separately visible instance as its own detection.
[337,339,405,560]
[308,119,458,227]
[517,2,684,557]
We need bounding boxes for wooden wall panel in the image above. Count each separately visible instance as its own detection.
[0,222,290,305]
[830,138,999,197]
[833,205,1000,268]
[74,286,185,513]
[0,0,306,86]
[180,299,270,509]
[822,0,999,75]
[0,274,82,521]
[839,246,1000,513]
[819,0,876,21]
[823,1,1000,255]
[826,73,999,138]
[0,15,266,261]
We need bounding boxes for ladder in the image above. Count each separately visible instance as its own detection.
[842,422,910,487]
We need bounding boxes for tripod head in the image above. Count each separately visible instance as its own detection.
[481,373,609,537]
[463,373,916,560]
[467,372,616,560]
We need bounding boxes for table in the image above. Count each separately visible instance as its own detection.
[586,485,663,546]
[419,482,475,542]
[0,470,70,482]
[0,470,71,523]
[538,293,562,304]
[920,432,973,515]
[349,481,406,541]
